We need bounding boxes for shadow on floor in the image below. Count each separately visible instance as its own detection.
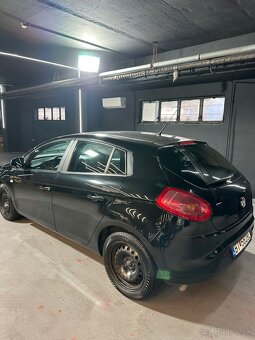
[15,217,103,265]
[137,250,254,335]
[14,217,255,336]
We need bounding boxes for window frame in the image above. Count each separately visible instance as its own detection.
[159,100,178,123]
[140,95,225,125]
[179,98,201,123]
[35,106,66,121]
[141,101,159,123]
[201,96,225,123]
[25,139,74,173]
[61,138,131,177]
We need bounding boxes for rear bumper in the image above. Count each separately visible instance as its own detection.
[160,213,254,284]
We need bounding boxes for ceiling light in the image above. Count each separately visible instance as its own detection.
[21,22,28,29]
[78,54,100,73]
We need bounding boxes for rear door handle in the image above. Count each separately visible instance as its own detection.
[87,194,105,202]
[39,186,51,191]
[10,176,21,183]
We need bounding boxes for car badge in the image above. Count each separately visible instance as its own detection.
[240,197,246,208]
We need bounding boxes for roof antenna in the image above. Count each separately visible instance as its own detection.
[157,110,177,136]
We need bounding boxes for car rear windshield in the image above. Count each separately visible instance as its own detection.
[158,143,238,186]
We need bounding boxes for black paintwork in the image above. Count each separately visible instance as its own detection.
[0,131,253,283]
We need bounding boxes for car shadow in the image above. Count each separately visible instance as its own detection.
[16,217,103,265]
[137,250,255,336]
[15,217,255,336]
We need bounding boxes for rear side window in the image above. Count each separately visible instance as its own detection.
[68,141,113,173]
[159,143,237,185]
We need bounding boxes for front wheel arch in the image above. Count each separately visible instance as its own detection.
[0,184,21,221]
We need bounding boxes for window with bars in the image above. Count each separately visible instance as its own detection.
[36,107,66,121]
[141,96,225,123]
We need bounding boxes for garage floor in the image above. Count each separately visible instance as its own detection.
[0,214,254,340]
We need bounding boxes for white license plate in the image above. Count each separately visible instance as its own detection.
[231,232,251,258]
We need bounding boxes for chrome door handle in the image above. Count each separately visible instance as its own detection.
[39,186,51,191]
[87,194,105,202]
[10,176,21,183]
[18,174,34,177]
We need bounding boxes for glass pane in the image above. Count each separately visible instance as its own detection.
[202,97,225,121]
[69,141,113,173]
[159,143,237,186]
[45,108,52,120]
[107,149,126,175]
[38,108,44,120]
[30,140,69,170]
[53,107,60,120]
[60,107,66,120]
[180,99,200,122]
[160,101,178,122]
[142,101,159,122]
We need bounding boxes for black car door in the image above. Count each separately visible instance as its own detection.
[52,139,127,244]
[12,139,72,229]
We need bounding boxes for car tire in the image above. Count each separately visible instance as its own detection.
[103,232,156,300]
[0,185,21,221]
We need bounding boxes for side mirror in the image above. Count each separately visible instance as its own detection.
[10,157,24,169]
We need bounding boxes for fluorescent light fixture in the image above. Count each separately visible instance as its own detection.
[21,22,28,29]
[78,88,82,132]
[78,55,100,72]
[0,85,5,129]
[0,52,77,70]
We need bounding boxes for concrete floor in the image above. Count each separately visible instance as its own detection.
[0,215,255,340]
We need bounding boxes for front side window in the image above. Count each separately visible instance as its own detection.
[29,140,69,170]
[68,141,113,173]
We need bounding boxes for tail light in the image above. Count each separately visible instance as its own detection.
[156,187,212,222]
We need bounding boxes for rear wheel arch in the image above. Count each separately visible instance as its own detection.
[97,223,160,267]
[98,225,131,256]
[103,231,157,299]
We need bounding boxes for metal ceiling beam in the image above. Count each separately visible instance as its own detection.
[3,51,255,99]
[1,75,98,99]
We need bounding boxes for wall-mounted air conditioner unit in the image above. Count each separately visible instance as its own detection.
[102,97,126,109]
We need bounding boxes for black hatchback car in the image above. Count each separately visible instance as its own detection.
[0,132,253,299]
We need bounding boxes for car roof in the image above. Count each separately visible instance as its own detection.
[56,131,194,147]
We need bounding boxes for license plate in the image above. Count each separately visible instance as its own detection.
[231,232,251,258]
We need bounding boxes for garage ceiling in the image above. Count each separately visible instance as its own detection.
[0,0,255,57]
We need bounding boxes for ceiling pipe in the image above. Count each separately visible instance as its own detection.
[100,53,255,82]
[99,44,255,78]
